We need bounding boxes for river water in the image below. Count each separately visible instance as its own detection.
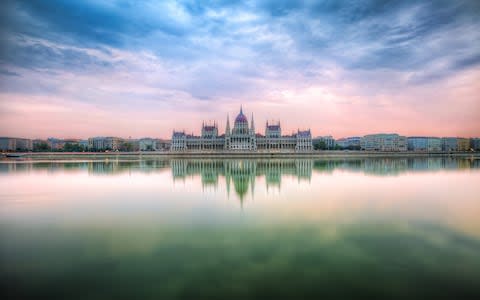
[1,157,480,299]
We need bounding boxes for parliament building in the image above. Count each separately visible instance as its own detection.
[171,107,312,152]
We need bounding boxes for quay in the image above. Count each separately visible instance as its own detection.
[4,151,480,160]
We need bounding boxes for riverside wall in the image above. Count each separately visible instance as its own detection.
[3,150,480,160]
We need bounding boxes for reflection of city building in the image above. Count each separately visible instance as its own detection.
[171,107,312,152]
[171,159,314,201]
[361,134,407,151]
[363,158,408,175]
[87,160,170,175]
[170,157,480,203]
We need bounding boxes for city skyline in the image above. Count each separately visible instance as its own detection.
[1,1,479,139]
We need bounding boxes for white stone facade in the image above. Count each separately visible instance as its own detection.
[171,107,312,152]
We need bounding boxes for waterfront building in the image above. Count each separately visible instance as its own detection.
[361,134,407,151]
[79,140,89,148]
[442,137,458,152]
[15,138,33,151]
[33,139,49,151]
[407,137,427,151]
[88,137,123,151]
[139,138,157,151]
[0,137,17,151]
[0,137,33,151]
[427,137,442,152]
[47,138,65,150]
[407,137,442,152]
[457,138,470,151]
[155,139,171,151]
[171,107,313,152]
[336,137,361,149]
[313,136,335,149]
[472,138,480,151]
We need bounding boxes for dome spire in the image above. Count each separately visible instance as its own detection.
[240,105,243,115]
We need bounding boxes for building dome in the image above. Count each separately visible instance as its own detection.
[235,108,248,124]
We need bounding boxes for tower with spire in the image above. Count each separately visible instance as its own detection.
[225,113,231,149]
[225,114,230,136]
[171,105,312,152]
[250,112,257,150]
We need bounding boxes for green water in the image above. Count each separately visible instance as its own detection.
[1,157,480,299]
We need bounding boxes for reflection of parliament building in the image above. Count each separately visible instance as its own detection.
[171,159,313,200]
[171,107,313,152]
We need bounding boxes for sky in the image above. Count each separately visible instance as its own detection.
[0,0,479,139]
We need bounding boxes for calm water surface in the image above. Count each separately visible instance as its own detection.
[1,157,480,299]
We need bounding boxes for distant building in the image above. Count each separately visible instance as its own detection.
[0,137,32,151]
[442,137,458,152]
[313,136,335,149]
[32,139,50,151]
[79,140,89,148]
[47,138,66,150]
[0,137,16,151]
[471,138,480,151]
[457,138,470,151]
[336,137,361,149]
[88,137,123,151]
[171,107,312,152]
[123,139,140,151]
[427,137,442,152]
[15,138,33,151]
[407,137,441,152]
[155,139,171,151]
[361,134,407,151]
[139,138,157,151]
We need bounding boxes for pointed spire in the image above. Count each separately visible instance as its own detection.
[225,113,231,135]
[250,112,255,131]
[240,105,243,115]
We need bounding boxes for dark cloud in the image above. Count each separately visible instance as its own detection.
[3,0,190,48]
[0,69,20,77]
[0,0,479,101]
[1,39,114,72]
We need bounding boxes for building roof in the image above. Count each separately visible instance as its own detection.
[172,132,186,138]
[203,125,216,131]
[297,130,311,137]
[267,125,280,130]
[235,107,248,123]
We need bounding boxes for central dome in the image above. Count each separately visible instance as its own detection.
[234,107,248,123]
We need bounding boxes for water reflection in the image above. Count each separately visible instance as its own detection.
[2,157,478,174]
[1,157,479,201]
[1,157,480,299]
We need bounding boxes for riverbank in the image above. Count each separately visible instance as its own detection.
[2,151,479,160]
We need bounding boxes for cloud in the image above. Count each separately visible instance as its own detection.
[0,0,479,138]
